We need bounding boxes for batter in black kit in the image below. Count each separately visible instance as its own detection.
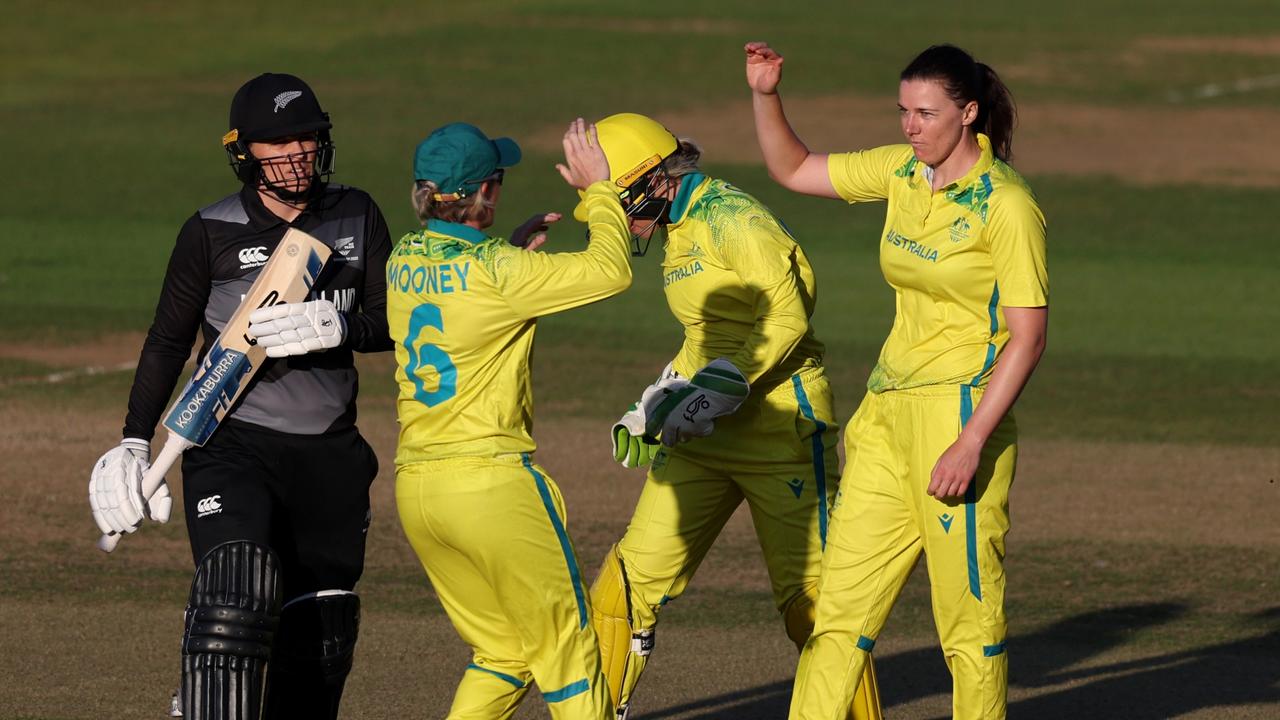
[88,73,392,720]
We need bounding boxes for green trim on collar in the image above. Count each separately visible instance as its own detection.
[426,218,489,244]
[667,173,707,224]
[943,133,996,191]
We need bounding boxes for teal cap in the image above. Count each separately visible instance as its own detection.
[413,123,521,198]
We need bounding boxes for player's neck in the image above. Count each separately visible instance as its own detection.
[258,189,306,223]
[929,134,981,191]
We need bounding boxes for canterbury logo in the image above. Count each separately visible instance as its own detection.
[239,246,269,266]
[196,495,223,517]
[273,90,303,112]
[682,393,710,422]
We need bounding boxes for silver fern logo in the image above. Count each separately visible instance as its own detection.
[273,90,303,112]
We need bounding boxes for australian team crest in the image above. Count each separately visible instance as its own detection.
[949,217,972,243]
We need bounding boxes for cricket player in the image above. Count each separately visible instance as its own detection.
[746,42,1049,720]
[87,73,392,719]
[583,113,882,720]
[389,119,630,720]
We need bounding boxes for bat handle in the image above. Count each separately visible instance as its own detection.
[97,434,193,554]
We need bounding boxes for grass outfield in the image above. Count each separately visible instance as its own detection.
[2,1,1279,718]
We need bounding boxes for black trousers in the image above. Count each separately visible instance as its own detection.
[181,419,378,600]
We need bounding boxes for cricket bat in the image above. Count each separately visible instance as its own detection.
[98,228,332,552]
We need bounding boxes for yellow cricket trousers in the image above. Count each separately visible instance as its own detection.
[621,367,838,635]
[396,453,612,720]
[791,384,1016,720]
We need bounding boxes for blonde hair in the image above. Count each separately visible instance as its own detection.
[411,180,497,226]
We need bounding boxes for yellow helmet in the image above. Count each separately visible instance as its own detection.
[573,112,678,222]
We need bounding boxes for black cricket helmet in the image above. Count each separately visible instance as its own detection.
[222,73,335,196]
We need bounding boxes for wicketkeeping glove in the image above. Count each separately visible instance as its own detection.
[611,363,686,468]
[89,438,172,537]
[645,358,750,447]
[247,299,346,358]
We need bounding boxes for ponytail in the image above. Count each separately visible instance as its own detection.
[901,45,1017,162]
[976,63,1016,162]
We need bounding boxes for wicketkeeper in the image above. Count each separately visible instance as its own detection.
[581,113,883,720]
[87,73,393,719]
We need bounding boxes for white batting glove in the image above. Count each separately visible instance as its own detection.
[611,363,686,468]
[646,358,750,447]
[89,438,173,537]
[247,299,346,357]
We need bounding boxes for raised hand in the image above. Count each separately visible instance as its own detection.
[556,118,611,190]
[510,212,562,251]
[745,41,785,95]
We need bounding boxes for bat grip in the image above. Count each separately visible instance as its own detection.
[96,434,192,553]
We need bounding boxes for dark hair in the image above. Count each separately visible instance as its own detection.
[900,45,1016,162]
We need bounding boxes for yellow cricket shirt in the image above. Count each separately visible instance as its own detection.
[661,174,825,392]
[388,182,631,464]
[827,134,1048,392]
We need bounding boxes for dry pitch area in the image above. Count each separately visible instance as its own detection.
[2,347,1277,719]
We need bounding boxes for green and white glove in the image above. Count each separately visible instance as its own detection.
[611,363,686,468]
[645,358,750,447]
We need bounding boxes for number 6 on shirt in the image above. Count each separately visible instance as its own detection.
[403,302,457,407]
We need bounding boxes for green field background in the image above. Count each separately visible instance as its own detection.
[3,0,1278,445]
[1,1,1278,718]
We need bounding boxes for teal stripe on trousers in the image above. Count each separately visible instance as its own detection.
[959,386,982,601]
[521,454,588,628]
[791,374,829,549]
[543,678,590,703]
[466,663,527,689]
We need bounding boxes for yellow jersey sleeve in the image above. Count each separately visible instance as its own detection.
[827,145,915,203]
[490,182,633,319]
[712,211,811,384]
[987,187,1048,307]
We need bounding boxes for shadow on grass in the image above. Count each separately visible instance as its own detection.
[635,604,1280,719]
[1007,606,1280,720]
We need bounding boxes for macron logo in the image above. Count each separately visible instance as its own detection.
[938,513,955,534]
[273,91,303,113]
[197,495,223,518]
[239,246,269,268]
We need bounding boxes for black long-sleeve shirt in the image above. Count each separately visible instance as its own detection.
[124,183,393,440]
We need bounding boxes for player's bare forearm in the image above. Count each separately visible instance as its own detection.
[750,90,837,198]
[959,306,1048,448]
[751,93,838,197]
[927,307,1046,499]
[752,92,805,177]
